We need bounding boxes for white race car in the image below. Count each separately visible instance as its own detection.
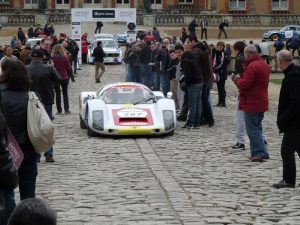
[79,82,176,136]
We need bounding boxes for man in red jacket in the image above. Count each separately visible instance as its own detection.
[232,44,270,162]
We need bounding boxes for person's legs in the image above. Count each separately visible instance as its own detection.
[0,188,16,225]
[99,63,105,79]
[140,64,147,85]
[218,29,222,39]
[43,104,54,159]
[223,29,228,39]
[194,83,203,124]
[95,62,100,81]
[18,153,38,200]
[170,78,179,110]
[125,64,133,82]
[73,59,77,74]
[153,71,160,91]
[217,78,226,106]
[148,66,154,89]
[234,97,246,144]
[201,29,204,39]
[186,84,201,126]
[281,131,300,185]
[61,79,70,113]
[204,29,208,39]
[244,112,269,158]
[160,71,170,96]
[178,90,189,120]
[54,83,62,113]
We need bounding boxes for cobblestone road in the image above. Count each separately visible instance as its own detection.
[11,23,300,225]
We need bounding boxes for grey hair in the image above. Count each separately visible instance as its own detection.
[244,44,257,55]
[277,50,293,63]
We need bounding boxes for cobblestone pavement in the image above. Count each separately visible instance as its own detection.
[14,23,300,225]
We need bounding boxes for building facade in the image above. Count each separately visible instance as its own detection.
[1,0,300,14]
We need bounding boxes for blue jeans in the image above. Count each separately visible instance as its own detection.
[244,112,269,158]
[73,59,78,74]
[153,71,160,91]
[140,64,152,87]
[125,64,133,82]
[201,83,214,123]
[0,187,15,225]
[44,104,54,157]
[187,83,203,125]
[159,71,170,96]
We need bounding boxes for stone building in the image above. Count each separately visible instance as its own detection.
[1,0,300,14]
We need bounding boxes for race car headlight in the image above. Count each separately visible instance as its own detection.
[92,110,104,131]
[163,110,174,131]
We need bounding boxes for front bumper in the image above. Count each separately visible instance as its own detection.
[90,126,173,136]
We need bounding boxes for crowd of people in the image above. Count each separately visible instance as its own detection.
[1,20,300,225]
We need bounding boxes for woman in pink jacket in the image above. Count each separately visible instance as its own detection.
[51,44,71,114]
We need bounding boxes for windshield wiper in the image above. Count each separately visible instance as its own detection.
[133,96,156,105]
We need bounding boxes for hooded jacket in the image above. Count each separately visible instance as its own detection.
[277,63,300,132]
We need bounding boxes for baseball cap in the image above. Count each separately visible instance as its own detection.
[31,49,44,58]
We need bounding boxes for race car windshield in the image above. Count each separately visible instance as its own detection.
[93,40,117,48]
[100,86,155,104]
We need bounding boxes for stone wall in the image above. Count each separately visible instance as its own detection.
[0,9,299,27]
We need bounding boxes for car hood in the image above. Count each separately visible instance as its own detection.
[265,30,280,34]
[103,47,119,52]
[104,104,160,126]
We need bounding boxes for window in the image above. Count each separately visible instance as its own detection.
[272,0,288,9]
[116,0,129,3]
[56,0,69,4]
[84,0,102,4]
[229,0,245,9]
[151,0,162,3]
[178,0,193,4]
[25,0,38,4]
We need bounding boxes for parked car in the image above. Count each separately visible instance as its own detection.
[79,82,176,137]
[115,29,147,45]
[87,37,122,64]
[26,38,43,47]
[263,25,300,41]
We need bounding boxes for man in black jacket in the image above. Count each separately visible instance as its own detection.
[0,108,18,225]
[273,50,300,189]
[92,41,105,83]
[26,49,60,163]
[218,19,229,39]
[180,47,203,129]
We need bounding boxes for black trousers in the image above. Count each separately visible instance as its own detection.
[54,79,69,113]
[218,29,228,39]
[201,83,214,123]
[281,131,300,185]
[216,78,226,105]
[201,28,207,39]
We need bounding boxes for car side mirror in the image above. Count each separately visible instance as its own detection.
[167,92,173,99]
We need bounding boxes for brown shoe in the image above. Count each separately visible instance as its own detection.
[45,156,55,163]
[250,156,265,162]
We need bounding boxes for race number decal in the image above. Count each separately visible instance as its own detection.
[117,109,147,118]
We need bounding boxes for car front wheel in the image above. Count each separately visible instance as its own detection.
[271,34,280,41]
